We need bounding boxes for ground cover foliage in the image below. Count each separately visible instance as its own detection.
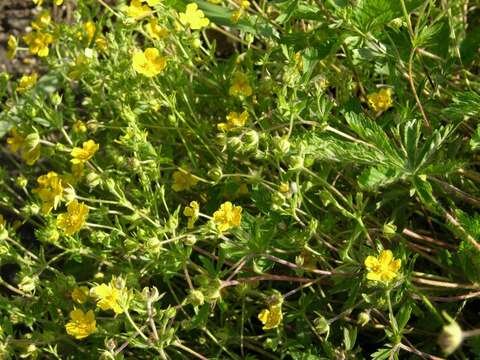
[0,0,480,358]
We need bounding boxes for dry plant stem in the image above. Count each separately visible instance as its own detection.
[399,343,445,360]
[221,274,315,288]
[114,325,148,356]
[412,277,478,289]
[402,228,455,250]
[408,49,431,130]
[173,340,209,360]
[444,211,480,251]
[0,277,33,298]
[415,290,480,303]
[430,177,480,208]
[147,299,159,342]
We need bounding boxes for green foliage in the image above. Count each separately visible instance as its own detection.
[0,0,479,358]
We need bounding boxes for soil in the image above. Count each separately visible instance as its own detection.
[0,0,39,74]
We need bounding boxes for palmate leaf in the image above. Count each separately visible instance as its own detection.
[352,0,403,31]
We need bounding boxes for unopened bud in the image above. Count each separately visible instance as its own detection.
[438,321,463,355]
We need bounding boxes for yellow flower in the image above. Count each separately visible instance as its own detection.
[31,11,51,30]
[95,36,108,52]
[16,73,38,93]
[230,10,243,23]
[212,201,242,232]
[123,0,152,19]
[55,0,64,5]
[132,48,167,77]
[258,304,283,330]
[145,0,161,6]
[7,35,17,59]
[33,0,44,6]
[146,18,169,40]
[6,129,25,153]
[83,21,96,44]
[72,286,89,304]
[238,0,250,8]
[73,120,87,133]
[279,182,290,193]
[22,145,41,166]
[364,249,401,283]
[179,3,210,30]
[229,72,252,97]
[56,200,89,235]
[32,172,64,214]
[217,110,248,131]
[23,31,54,57]
[367,88,393,113]
[172,170,199,192]
[183,201,200,229]
[65,309,96,340]
[71,139,99,164]
[91,280,125,314]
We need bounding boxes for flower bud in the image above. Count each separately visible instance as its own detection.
[187,289,205,307]
[288,155,304,170]
[86,172,102,189]
[184,235,197,246]
[274,136,291,154]
[314,315,330,335]
[243,130,259,152]
[16,176,28,188]
[438,321,463,355]
[208,167,223,182]
[357,311,370,327]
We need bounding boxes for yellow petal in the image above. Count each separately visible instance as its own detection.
[364,255,378,269]
[378,250,393,265]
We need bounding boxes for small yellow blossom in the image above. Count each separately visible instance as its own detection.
[16,73,38,93]
[183,201,200,229]
[22,145,41,166]
[172,170,199,192]
[33,171,64,214]
[56,200,89,235]
[218,110,248,131]
[71,163,85,179]
[123,0,152,19]
[73,120,87,133]
[258,304,283,330]
[55,0,64,5]
[229,72,252,97]
[72,286,90,304]
[23,31,54,57]
[212,201,242,232]
[7,35,17,59]
[83,21,96,44]
[65,309,96,340]
[230,10,242,23]
[95,36,108,52]
[31,11,51,30]
[146,18,169,40]
[367,88,393,113]
[71,140,99,164]
[91,280,125,314]
[33,0,44,6]
[279,182,290,193]
[145,0,161,6]
[6,129,25,153]
[132,48,167,77]
[179,3,210,30]
[364,249,401,283]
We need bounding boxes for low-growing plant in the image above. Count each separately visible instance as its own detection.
[0,0,480,358]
